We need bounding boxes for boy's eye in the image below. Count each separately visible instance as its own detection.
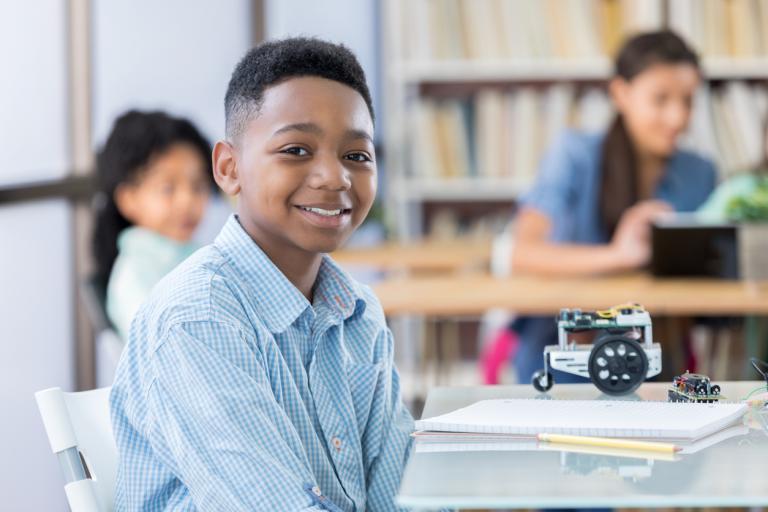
[345,152,372,163]
[281,146,310,157]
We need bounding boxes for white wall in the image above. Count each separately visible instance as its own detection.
[0,201,74,511]
[92,0,252,147]
[0,0,69,185]
[0,2,74,510]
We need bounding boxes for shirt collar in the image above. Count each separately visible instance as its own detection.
[314,254,367,321]
[214,215,365,333]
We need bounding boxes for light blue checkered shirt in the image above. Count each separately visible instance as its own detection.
[110,215,414,511]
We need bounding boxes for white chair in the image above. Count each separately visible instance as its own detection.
[35,387,117,512]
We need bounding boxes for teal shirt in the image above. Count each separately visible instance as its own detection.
[106,227,198,338]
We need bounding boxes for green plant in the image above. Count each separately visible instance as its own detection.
[726,178,768,222]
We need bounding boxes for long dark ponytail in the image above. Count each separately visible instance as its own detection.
[600,30,700,237]
[92,110,214,291]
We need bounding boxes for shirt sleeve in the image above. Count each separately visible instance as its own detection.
[364,328,415,512]
[144,321,337,511]
[690,156,719,210]
[520,131,580,222]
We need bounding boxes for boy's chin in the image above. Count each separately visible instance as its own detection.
[297,234,349,255]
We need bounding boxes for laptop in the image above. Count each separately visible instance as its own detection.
[650,214,738,278]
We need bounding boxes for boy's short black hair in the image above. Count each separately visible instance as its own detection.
[225,37,374,141]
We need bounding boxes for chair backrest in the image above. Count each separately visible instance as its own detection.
[35,387,117,512]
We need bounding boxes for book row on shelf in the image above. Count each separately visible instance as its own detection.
[401,0,662,62]
[671,0,768,59]
[406,82,768,185]
[691,81,768,174]
[400,0,768,63]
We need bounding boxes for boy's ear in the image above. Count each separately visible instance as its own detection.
[114,183,139,223]
[212,140,241,196]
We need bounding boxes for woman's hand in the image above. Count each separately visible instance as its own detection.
[610,200,672,269]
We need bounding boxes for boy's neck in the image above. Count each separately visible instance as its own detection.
[237,216,322,302]
[275,251,323,302]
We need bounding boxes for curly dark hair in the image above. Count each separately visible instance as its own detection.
[225,37,374,141]
[92,110,214,291]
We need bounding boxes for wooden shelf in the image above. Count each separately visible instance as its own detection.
[374,273,768,316]
[333,238,491,273]
[400,59,611,84]
[702,58,768,79]
[399,57,768,84]
[394,178,527,201]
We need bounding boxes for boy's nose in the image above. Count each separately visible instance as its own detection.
[309,156,351,191]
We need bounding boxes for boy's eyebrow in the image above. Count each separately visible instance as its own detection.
[344,129,374,144]
[272,123,374,144]
[272,123,323,137]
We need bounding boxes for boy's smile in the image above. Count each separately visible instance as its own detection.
[213,76,376,294]
[295,203,353,229]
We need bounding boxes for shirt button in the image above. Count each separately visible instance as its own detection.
[332,436,342,451]
[312,485,322,497]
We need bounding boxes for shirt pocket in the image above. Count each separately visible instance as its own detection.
[345,361,384,434]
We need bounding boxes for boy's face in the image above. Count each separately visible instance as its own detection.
[215,76,376,257]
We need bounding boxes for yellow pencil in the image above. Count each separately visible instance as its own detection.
[539,441,679,461]
[537,433,681,454]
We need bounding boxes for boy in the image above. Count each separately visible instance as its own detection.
[110,38,414,511]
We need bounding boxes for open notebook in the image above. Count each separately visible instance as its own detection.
[413,424,751,457]
[415,399,748,441]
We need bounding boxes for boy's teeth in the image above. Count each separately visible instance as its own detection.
[301,206,342,216]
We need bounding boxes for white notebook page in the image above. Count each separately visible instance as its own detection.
[415,399,748,440]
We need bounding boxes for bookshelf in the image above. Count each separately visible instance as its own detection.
[401,58,768,84]
[382,0,768,240]
[401,59,612,83]
[392,177,526,202]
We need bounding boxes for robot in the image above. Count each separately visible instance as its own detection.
[668,372,722,402]
[532,303,662,396]
[560,451,654,482]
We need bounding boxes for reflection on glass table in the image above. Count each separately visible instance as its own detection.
[397,382,768,511]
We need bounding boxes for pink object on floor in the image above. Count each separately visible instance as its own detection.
[480,328,520,385]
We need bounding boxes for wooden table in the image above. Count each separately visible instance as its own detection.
[332,239,491,273]
[373,273,768,316]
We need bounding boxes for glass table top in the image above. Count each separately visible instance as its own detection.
[397,382,768,510]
